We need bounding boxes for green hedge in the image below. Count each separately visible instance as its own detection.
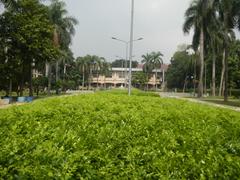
[230,89,240,98]
[1,91,240,178]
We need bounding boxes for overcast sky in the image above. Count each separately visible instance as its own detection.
[65,0,194,63]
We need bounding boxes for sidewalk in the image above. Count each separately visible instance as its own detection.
[159,92,240,112]
[0,103,25,110]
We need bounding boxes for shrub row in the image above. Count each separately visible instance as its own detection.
[0,91,240,178]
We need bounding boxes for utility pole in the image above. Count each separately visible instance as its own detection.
[128,0,134,96]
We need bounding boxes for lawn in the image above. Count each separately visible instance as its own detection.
[201,97,240,108]
[1,90,240,179]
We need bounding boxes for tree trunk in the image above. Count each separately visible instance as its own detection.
[219,49,226,97]
[212,48,216,96]
[162,69,165,90]
[198,26,204,98]
[63,62,66,92]
[29,63,33,97]
[97,66,99,89]
[36,86,39,96]
[20,64,24,96]
[224,47,229,102]
[48,63,52,96]
[223,13,229,102]
[56,61,59,82]
[45,62,49,77]
[20,78,24,96]
[155,69,157,91]
[9,78,12,97]
[146,72,149,91]
[193,56,197,96]
[204,62,207,95]
[183,76,188,93]
[88,66,92,90]
[82,66,85,89]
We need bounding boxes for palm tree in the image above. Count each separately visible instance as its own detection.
[216,0,240,101]
[218,30,235,97]
[99,59,110,89]
[76,57,88,89]
[1,0,16,8]
[95,57,106,88]
[142,53,153,91]
[205,15,224,97]
[82,55,100,89]
[48,0,78,83]
[183,0,214,97]
[151,51,163,90]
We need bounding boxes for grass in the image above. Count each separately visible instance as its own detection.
[197,96,240,108]
[185,95,240,108]
[102,88,160,97]
[1,90,240,178]
[202,99,240,107]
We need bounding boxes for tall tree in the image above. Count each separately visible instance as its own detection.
[142,53,154,91]
[0,0,58,96]
[216,0,240,101]
[76,57,87,88]
[204,2,224,96]
[1,0,16,8]
[48,0,78,87]
[151,51,163,90]
[183,0,214,97]
[166,50,194,90]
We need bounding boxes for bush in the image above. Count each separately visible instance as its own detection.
[0,91,240,178]
[230,89,240,98]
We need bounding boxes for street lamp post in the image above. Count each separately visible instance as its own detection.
[112,37,129,88]
[111,36,143,89]
[128,0,134,96]
[116,56,125,85]
[187,48,196,96]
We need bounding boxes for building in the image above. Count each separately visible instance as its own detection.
[91,64,168,89]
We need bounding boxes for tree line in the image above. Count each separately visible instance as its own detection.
[182,0,240,101]
[0,0,78,96]
[0,0,165,95]
[167,40,240,97]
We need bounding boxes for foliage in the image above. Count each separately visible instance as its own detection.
[112,59,138,68]
[142,51,163,72]
[76,55,111,88]
[1,91,240,178]
[0,0,17,8]
[132,72,148,89]
[228,40,240,89]
[168,39,240,94]
[166,50,196,89]
[183,0,240,99]
[49,0,78,50]
[32,77,48,90]
[141,51,164,90]
[0,0,59,95]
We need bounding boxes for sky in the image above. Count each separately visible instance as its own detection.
[65,0,194,63]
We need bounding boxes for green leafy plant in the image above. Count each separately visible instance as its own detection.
[0,90,240,178]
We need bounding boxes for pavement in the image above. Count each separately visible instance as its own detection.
[0,103,25,110]
[159,92,240,112]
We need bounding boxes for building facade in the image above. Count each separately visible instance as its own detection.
[91,64,168,89]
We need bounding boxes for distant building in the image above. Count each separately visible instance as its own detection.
[91,64,168,89]
[32,69,42,78]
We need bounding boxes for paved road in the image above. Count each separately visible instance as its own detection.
[159,92,240,112]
